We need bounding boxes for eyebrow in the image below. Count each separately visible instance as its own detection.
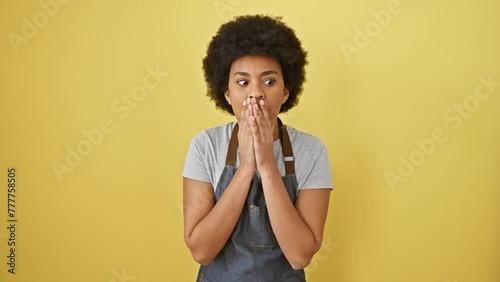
[233,70,278,77]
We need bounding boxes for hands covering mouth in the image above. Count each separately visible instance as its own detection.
[237,97,277,174]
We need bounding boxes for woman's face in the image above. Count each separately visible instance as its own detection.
[225,55,289,123]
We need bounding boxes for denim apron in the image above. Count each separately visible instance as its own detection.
[197,119,306,282]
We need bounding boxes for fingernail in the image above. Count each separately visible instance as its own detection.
[243,100,246,106]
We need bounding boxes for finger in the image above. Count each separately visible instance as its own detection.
[259,100,271,123]
[250,99,262,131]
[247,98,252,116]
[240,99,248,122]
[245,102,253,134]
[247,98,252,113]
[253,102,265,131]
[255,100,273,134]
[251,97,259,116]
[239,102,254,150]
[249,115,259,140]
[240,100,251,141]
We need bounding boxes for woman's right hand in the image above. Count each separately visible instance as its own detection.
[237,98,257,174]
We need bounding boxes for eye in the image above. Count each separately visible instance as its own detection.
[237,79,249,86]
[263,78,276,86]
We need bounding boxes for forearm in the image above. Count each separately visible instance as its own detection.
[187,167,254,264]
[260,165,321,270]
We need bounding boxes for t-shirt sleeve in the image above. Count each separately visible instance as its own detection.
[182,132,211,183]
[299,141,333,190]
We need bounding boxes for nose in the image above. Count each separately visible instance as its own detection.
[248,84,265,101]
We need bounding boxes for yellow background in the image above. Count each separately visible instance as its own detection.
[1,0,499,281]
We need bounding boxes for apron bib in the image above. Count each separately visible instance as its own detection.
[197,119,306,282]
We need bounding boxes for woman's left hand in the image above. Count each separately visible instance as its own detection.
[249,98,276,173]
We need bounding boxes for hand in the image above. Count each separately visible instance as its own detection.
[237,98,257,174]
[248,98,276,172]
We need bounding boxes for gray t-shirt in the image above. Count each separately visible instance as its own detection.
[182,122,333,191]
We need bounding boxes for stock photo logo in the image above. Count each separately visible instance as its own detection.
[339,0,406,63]
[213,0,245,21]
[7,0,72,54]
[109,268,135,282]
[304,235,340,274]
[51,65,169,183]
[385,74,500,191]
[280,235,340,281]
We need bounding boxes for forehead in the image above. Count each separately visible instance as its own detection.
[230,55,282,74]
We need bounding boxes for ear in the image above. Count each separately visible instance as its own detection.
[224,89,231,105]
[282,88,290,105]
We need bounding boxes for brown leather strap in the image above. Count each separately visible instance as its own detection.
[279,119,295,175]
[225,118,295,175]
[226,123,239,166]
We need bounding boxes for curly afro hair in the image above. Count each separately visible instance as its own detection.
[202,15,308,115]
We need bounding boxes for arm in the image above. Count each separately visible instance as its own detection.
[183,168,254,265]
[183,100,257,265]
[260,167,330,270]
[249,98,331,269]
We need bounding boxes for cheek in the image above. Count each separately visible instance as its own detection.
[264,102,281,118]
[232,105,242,119]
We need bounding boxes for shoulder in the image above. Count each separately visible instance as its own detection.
[190,122,237,145]
[285,124,333,190]
[285,125,327,151]
[191,122,236,151]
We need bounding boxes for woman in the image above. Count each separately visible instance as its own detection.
[182,15,332,281]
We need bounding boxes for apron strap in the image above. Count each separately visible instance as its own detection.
[225,118,295,175]
[226,123,239,167]
[279,119,295,175]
